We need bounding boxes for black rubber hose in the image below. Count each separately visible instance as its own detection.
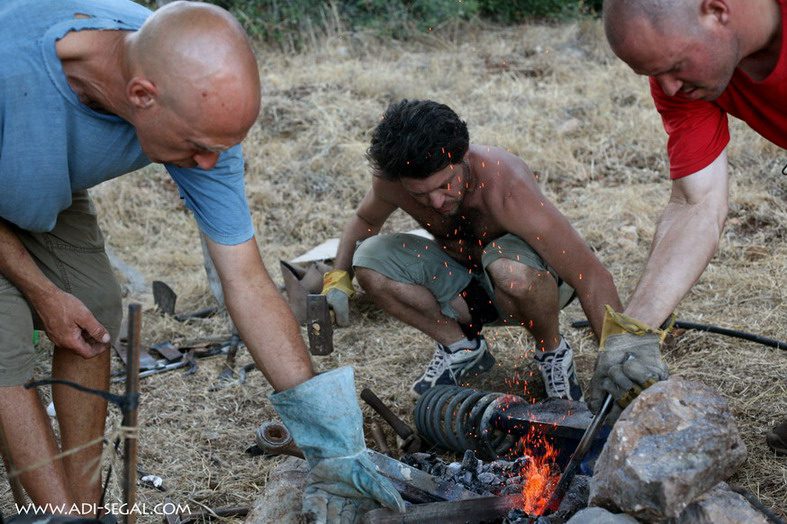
[570,320,787,351]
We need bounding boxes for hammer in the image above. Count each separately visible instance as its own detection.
[361,388,422,453]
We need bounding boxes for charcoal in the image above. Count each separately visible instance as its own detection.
[505,508,528,523]
[461,449,479,473]
[446,461,462,476]
[501,484,523,495]
[478,472,500,485]
[551,475,590,521]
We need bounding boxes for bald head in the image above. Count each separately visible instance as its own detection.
[604,0,700,51]
[129,1,261,137]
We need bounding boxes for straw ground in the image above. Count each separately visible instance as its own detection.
[4,18,785,521]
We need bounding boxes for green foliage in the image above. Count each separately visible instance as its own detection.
[213,0,480,45]
[478,0,601,23]
[140,0,600,48]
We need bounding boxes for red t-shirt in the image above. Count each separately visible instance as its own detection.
[651,0,787,179]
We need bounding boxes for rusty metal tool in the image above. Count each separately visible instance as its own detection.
[370,421,392,456]
[217,331,242,381]
[152,280,177,316]
[255,420,305,459]
[362,494,523,523]
[541,393,614,515]
[306,294,333,356]
[365,450,481,504]
[361,388,422,452]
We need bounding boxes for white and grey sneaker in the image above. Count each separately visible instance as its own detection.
[534,337,584,402]
[410,336,496,396]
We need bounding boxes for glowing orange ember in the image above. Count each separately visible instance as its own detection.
[519,426,560,516]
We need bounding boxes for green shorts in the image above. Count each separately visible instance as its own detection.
[352,232,575,320]
[0,191,122,386]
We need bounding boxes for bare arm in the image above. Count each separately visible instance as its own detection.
[489,166,622,339]
[0,219,109,357]
[333,184,397,272]
[625,151,729,327]
[207,236,314,391]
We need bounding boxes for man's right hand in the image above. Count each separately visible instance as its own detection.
[321,270,354,327]
[588,306,670,423]
[36,289,111,358]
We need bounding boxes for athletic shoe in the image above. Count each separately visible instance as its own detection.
[533,337,584,402]
[410,336,495,396]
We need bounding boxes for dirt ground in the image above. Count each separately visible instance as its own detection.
[4,18,785,522]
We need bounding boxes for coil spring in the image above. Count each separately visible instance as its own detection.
[414,385,526,460]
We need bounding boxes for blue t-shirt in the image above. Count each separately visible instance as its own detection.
[0,0,254,245]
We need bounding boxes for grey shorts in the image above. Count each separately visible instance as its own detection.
[352,232,575,320]
[0,191,122,386]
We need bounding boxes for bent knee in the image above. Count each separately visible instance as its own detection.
[353,267,392,293]
[487,259,553,296]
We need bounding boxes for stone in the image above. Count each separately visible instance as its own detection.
[246,456,309,524]
[589,377,746,521]
[564,507,639,523]
[675,482,769,524]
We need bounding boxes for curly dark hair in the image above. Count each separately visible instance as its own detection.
[366,99,469,180]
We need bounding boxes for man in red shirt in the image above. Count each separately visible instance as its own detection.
[596,0,785,453]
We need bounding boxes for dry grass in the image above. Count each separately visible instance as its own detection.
[4,18,786,521]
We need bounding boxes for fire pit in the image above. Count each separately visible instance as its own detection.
[375,385,610,522]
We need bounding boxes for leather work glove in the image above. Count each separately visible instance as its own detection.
[269,367,405,523]
[321,270,354,327]
[589,305,673,423]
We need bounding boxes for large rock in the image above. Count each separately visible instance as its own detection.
[589,377,746,521]
[246,456,309,524]
[564,507,639,523]
[675,482,769,524]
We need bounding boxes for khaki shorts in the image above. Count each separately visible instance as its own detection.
[352,232,575,320]
[0,191,122,386]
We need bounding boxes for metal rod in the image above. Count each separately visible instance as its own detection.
[370,421,392,456]
[541,393,613,515]
[361,388,414,439]
[123,304,142,524]
[362,494,523,523]
[571,319,787,350]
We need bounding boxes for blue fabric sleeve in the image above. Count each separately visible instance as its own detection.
[165,145,255,245]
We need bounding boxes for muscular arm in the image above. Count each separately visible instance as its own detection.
[207,236,314,391]
[0,219,109,357]
[333,184,397,272]
[488,165,622,338]
[625,151,729,327]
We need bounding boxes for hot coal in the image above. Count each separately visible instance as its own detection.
[400,451,589,522]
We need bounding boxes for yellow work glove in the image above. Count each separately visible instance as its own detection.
[589,305,674,423]
[321,270,354,327]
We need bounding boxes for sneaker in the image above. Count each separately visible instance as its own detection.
[410,336,496,396]
[534,337,584,402]
[766,418,787,455]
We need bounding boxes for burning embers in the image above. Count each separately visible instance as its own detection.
[518,426,561,516]
[400,443,590,523]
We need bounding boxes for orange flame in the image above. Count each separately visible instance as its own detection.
[519,427,560,516]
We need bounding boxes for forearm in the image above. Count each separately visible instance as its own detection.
[575,267,622,339]
[210,238,314,391]
[625,200,724,327]
[333,213,380,272]
[226,281,314,391]
[0,219,57,305]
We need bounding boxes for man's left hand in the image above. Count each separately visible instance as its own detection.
[270,367,405,523]
[588,306,670,423]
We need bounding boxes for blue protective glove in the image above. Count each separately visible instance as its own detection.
[269,367,405,523]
